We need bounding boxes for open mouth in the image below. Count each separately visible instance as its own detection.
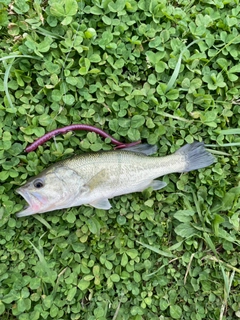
[16,188,41,217]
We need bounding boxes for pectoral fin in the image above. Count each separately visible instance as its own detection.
[87,169,107,191]
[85,170,112,209]
[89,198,112,210]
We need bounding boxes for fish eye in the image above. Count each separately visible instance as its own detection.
[33,179,44,189]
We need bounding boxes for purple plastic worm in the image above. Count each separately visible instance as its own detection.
[25,124,141,152]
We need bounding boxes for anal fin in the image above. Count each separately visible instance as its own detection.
[89,198,112,210]
[132,179,167,192]
[149,180,167,190]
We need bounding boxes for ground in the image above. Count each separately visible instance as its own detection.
[0,0,240,319]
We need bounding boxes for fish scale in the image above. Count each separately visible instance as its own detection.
[16,142,215,217]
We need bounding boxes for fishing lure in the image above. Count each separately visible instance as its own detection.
[25,124,141,152]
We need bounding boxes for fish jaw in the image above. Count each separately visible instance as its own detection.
[16,206,38,218]
[16,187,47,217]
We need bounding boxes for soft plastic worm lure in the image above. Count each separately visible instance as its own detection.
[25,124,141,152]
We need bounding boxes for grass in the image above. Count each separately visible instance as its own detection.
[0,0,240,319]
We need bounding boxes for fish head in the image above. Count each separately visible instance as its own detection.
[16,165,86,217]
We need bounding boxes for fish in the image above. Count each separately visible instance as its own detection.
[16,142,215,217]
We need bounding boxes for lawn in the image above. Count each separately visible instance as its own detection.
[0,0,240,319]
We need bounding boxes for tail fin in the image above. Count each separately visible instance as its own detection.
[175,142,215,172]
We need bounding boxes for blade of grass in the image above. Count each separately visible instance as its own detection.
[156,110,193,123]
[204,149,231,157]
[216,129,240,135]
[205,256,240,273]
[28,235,55,287]
[146,257,179,278]
[3,61,15,111]
[191,190,205,225]
[203,232,219,257]
[34,214,52,229]
[2,55,42,111]
[35,27,63,39]
[184,253,195,284]
[204,34,240,67]
[52,267,68,298]
[205,142,240,147]
[136,240,175,258]
[219,266,235,320]
[112,297,122,320]
[0,54,42,62]
[166,39,204,92]
[60,18,82,109]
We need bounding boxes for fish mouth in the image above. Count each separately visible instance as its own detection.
[16,188,42,217]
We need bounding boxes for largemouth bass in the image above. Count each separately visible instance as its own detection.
[16,142,215,217]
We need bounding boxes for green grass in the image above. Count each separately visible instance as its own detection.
[0,0,240,319]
